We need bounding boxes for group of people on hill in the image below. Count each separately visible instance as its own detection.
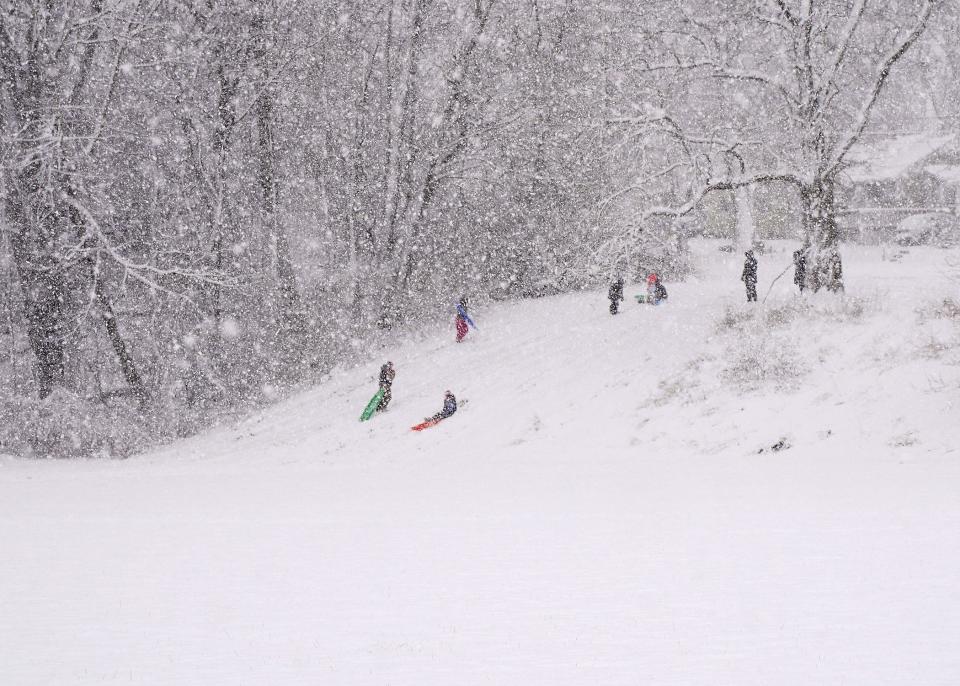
[608,273,667,314]
[372,296,473,424]
[742,246,844,302]
[378,243,850,423]
[608,244,845,312]
[376,360,457,422]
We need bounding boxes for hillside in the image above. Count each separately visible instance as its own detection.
[2,240,959,685]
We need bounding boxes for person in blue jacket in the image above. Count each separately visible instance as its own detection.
[427,391,457,422]
[455,296,476,342]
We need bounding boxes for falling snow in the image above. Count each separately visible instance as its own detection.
[1,2,959,684]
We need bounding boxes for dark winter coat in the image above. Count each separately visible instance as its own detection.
[431,393,458,421]
[741,252,758,285]
[376,363,396,412]
[826,251,844,292]
[441,394,457,418]
[654,279,668,302]
[379,364,395,388]
[793,250,807,288]
[608,279,624,302]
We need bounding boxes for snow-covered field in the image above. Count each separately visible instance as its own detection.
[2,240,960,685]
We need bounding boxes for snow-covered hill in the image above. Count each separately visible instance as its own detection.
[3,240,960,685]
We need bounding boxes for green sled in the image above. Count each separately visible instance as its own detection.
[359,388,386,422]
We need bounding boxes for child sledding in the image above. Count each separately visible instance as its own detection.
[359,361,396,421]
[356,355,463,432]
[411,391,459,431]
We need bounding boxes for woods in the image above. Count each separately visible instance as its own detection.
[0,0,951,456]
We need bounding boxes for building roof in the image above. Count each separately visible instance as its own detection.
[844,133,955,184]
[926,164,960,184]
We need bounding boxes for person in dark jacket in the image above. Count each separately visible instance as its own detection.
[654,276,667,304]
[644,273,668,304]
[427,391,457,422]
[608,277,624,314]
[826,249,844,293]
[376,361,395,412]
[742,250,758,302]
[793,249,807,293]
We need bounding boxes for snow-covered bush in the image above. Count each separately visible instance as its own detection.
[0,390,146,458]
[762,299,812,328]
[715,294,880,392]
[918,298,960,321]
[652,356,708,407]
[721,332,806,392]
[715,306,756,332]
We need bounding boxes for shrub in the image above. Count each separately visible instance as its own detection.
[716,305,756,332]
[1,389,147,458]
[721,332,806,391]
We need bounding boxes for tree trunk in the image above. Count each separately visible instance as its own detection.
[65,180,150,408]
[254,9,306,360]
[8,228,68,398]
[6,166,70,399]
[801,177,842,292]
[735,185,755,252]
[91,262,150,408]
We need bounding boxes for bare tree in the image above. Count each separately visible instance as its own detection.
[600,0,939,290]
[0,0,152,400]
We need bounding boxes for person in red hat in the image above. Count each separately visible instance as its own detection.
[646,273,668,305]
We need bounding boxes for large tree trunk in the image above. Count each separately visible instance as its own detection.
[801,177,842,293]
[8,216,69,399]
[253,9,306,362]
[210,61,237,350]
[6,144,71,399]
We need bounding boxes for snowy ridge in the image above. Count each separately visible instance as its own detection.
[132,240,959,468]
[2,241,959,685]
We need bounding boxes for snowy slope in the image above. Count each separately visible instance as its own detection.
[2,240,960,685]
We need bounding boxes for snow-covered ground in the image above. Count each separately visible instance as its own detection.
[2,240,960,685]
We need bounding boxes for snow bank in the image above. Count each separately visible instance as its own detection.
[1,240,959,685]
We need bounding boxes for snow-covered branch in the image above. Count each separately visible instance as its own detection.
[825,0,937,178]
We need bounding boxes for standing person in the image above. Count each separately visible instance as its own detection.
[455,296,473,343]
[376,361,395,412]
[793,249,807,293]
[826,249,844,293]
[608,277,624,314]
[742,250,758,302]
[427,391,457,422]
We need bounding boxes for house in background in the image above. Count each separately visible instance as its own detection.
[839,133,960,244]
